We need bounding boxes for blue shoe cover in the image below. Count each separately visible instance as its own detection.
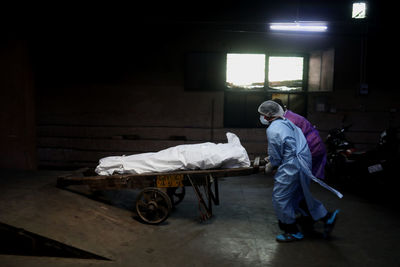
[323,209,340,238]
[276,232,304,242]
[327,209,340,224]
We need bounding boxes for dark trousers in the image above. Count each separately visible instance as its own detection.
[278,198,314,234]
[278,220,299,234]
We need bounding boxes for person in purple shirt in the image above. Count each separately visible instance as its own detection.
[272,98,327,180]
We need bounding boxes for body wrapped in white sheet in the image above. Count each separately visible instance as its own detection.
[95,132,250,175]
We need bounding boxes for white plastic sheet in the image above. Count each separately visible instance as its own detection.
[95,132,250,175]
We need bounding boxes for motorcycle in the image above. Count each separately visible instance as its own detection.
[325,124,398,187]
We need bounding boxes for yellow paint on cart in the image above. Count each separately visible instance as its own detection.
[156,174,184,188]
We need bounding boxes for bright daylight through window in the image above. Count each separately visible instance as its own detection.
[268,56,304,91]
[226,53,265,89]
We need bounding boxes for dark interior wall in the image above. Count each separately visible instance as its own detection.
[31,23,400,169]
[0,39,36,170]
[33,28,228,168]
[32,28,329,168]
[308,18,400,150]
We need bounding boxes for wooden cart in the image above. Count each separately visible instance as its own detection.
[57,157,262,224]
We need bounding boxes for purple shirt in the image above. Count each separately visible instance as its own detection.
[284,110,327,179]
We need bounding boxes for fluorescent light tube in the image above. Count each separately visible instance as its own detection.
[269,22,328,32]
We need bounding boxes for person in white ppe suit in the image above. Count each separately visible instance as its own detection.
[258,100,342,242]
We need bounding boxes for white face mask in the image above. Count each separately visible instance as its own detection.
[259,115,270,126]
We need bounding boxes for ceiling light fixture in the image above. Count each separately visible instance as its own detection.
[269,21,328,32]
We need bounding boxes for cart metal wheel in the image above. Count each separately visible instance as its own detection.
[167,187,186,206]
[136,187,172,224]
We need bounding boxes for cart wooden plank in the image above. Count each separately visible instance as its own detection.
[57,165,259,190]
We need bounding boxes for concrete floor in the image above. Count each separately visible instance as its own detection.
[0,169,399,267]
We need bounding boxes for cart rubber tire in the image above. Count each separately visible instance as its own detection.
[136,187,172,224]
